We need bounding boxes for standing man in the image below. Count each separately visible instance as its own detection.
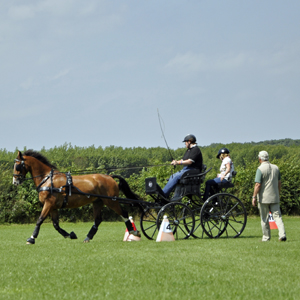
[162,134,203,198]
[252,151,286,242]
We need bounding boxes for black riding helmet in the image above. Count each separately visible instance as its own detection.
[183,134,197,143]
[216,147,230,158]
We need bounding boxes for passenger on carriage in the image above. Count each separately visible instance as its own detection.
[203,147,234,201]
[161,134,203,198]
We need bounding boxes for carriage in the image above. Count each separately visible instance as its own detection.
[13,150,247,244]
[133,165,247,240]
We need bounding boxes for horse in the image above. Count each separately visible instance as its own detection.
[12,150,141,244]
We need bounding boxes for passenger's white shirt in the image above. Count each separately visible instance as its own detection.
[218,157,234,181]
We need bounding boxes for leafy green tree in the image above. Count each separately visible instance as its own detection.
[1,140,300,223]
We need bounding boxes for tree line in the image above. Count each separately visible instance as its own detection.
[1,139,300,223]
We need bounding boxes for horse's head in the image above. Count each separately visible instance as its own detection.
[13,151,28,185]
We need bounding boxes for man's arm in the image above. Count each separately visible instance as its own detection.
[252,182,261,206]
[171,159,192,166]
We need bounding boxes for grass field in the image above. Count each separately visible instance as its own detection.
[0,217,299,300]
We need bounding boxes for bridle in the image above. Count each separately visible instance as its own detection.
[13,158,48,183]
[13,158,63,190]
[13,158,26,183]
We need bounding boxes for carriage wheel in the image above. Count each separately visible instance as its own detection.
[200,193,247,238]
[181,195,205,239]
[140,207,161,240]
[156,202,195,240]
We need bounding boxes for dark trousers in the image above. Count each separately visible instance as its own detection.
[203,177,229,201]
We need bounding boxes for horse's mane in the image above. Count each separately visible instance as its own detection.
[23,150,57,169]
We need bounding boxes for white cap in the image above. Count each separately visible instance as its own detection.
[258,151,269,161]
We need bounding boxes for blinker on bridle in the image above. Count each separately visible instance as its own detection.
[14,159,26,179]
[13,158,52,184]
[15,163,23,172]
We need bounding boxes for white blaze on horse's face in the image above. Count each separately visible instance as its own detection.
[13,161,24,185]
[13,170,19,185]
[13,164,20,185]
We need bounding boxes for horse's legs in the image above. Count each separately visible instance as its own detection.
[121,210,141,237]
[105,200,141,237]
[83,199,104,243]
[51,209,77,240]
[26,202,52,244]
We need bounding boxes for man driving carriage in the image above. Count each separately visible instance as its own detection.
[161,134,203,198]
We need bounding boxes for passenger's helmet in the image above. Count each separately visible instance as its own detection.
[183,134,197,143]
[216,147,230,158]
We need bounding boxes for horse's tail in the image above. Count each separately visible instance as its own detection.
[111,175,140,200]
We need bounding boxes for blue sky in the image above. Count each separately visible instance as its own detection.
[1,1,299,151]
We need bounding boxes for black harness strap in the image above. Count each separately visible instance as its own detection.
[61,172,73,209]
[36,170,73,209]
[50,169,53,194]
[39,186,62,193]
[36,175,51,191]
[37,170,63,194]
[66,172,73,196]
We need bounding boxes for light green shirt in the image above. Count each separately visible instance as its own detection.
[255,161,281,204]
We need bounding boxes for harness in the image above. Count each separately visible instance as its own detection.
[13,159,131,207]
[37,171,74,209]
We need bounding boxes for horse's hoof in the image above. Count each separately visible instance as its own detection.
[26,237,35,244]
[69,231,78,239]
[130,230,141,238]
[83,237,90,243]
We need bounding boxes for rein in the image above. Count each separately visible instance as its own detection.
[69,163,171,175]
[14,160,172,186]
[16,171,64,182]
[13,158,174,208]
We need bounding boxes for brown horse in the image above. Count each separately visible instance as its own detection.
[13,150,140,244]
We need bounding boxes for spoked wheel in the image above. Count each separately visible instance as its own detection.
[156,202,195,240]
[140,207,161,240]
[181,195,205,239]
[200,193,247,238]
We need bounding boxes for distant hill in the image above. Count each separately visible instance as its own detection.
[208,138,300,148]
[249,138,300,147]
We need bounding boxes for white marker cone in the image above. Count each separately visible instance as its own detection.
[123,216,141,241]
[156,215,175,242]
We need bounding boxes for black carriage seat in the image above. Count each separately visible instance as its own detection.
[216,171,237,191]
[171,165,211,201]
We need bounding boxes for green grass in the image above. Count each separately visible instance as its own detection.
[0,217,299,300]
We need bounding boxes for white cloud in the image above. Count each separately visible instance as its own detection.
[52,69,70,80]
[165,52,207,73]
[184,86,206,97]
[165,45,300,76]
[165,51,249,74]
[260,44,300,75]
[80,1,98,16]
[20,77,34,90]
[0,104,47,121]
[8,5,35,20]
[6,0,102,21]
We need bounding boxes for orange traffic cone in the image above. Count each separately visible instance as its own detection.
[123,216,141,241]
[156,215,175,242]
[269,212,278,230]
